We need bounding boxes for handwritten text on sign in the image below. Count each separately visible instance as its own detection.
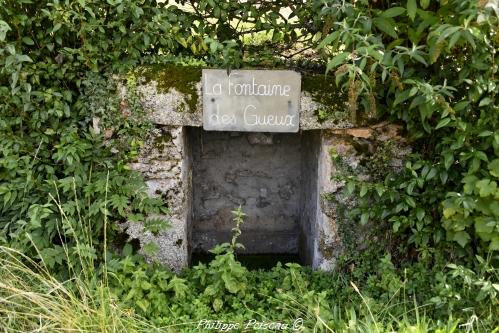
[202,69,301,132]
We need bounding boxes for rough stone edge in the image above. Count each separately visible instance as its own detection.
[120,126,191,273]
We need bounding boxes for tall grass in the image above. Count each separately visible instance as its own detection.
[0,246,154,332]
[0,177,156,332]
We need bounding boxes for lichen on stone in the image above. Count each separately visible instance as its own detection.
[319,235,335,260]
[134,64,202,112]
[153,131,173,149]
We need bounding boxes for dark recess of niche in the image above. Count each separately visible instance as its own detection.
[187,127,321,269]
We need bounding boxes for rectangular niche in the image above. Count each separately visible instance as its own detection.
[188,127,320,265]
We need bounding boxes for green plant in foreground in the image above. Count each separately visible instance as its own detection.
[193,206,249,311]
[1,203,497,332]
[0,178,157,332]
[107,207,498,332]
[0,246,155,332]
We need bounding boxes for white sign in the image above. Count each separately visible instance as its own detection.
[202,69,301,132]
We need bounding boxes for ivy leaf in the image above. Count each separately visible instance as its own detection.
[405,196,416,208]
[28,204,53,228]
[479,97,492,107]
[475,218,494,240]
[16,55,33,63]
[436,117,451,129]
[141,281,152,290]
[463,175,479,194]
[346,181,355,194]
[52,23,62,33]
[453,231,471,248]
[317,31,340,49]
[326,52,349,74]
[490,237,499,251]
[210,40,218,53]
[420,0,430,10]
[271,30,281,43]
[444,153,454,170]
[168,277,188,299]
[488,159,499,178]
[136,299,149,313]
[0,20,10,41]
[443,204,457,219]
[393,89,411,106]
[381,7,406,18]
[479,130,493,137]
[373,17,398,38]
[416,208,425,221]
[39,246,64,269]
[407,0,417,21]
[437,26,461,44]
[448,31,461,49]
[222,273,241,293]
[440,171,448,184]
[475,179,497,198]
[375,184,385,197]
[22,36,34,45]
[360,212,369,225]
[360,184,368,197]
[213,298,223,312]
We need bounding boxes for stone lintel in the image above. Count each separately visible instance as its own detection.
[128,64,354,131]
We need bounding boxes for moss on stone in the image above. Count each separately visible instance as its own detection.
[153,132,173,148]
[135,64,202,112]
[319,235,335,260]
[333,198,359,254]
[302,74,348,123]
[361,140,397,182]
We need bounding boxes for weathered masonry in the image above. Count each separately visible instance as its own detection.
[120,65,409,272]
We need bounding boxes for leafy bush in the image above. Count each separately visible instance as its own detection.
[0,0,171,274]
[1,0,497,268]
[322,0,498,258]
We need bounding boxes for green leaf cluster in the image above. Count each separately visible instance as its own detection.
[318,0,498,257]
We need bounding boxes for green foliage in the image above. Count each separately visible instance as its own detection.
[320,0,499,257]
[1,199,497,332]
[0,195,155,332]
[2,0,496,264]
[0,245,156,332]
[197,207,248,300]
[105,207,498,331]
[0,0,171,273]
[107,247,499,331]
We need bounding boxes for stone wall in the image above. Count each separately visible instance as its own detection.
[132,64,354,130]
[119,65,410,272]
[124,126,192,273]
[313,124,410,269]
